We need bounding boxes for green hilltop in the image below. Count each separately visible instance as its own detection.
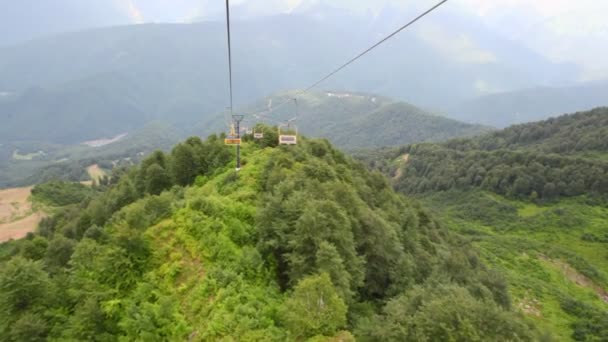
[358,107,608,340]
[0,127,535,341]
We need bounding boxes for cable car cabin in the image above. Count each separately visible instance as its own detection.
[278,123,298,145]
[224,137,241,145]
[279,135,297,145]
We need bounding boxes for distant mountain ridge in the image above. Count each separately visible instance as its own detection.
[449,81,608,127]
[0,89,489,188]
[229,90,492,149]
[0,11,583,144]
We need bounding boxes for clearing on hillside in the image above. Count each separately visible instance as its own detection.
[87,164,106,183]
[0,186,43,242]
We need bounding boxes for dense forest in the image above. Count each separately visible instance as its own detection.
[357,108,608,341]
[359,108,608,201]
[0,126,537,341]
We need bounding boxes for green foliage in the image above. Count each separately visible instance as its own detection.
[20,236,48,260]
[8,312,49,342]
[560,297,608,341]
[0,135,531,340]
[0,257,50,313]
[31,180,96,206]
[280,273,347,339]
[357,284,532,341]
[362,110,608,200]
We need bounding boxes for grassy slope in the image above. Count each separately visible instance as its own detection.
[419,191,608,340]
[141,146,286,338]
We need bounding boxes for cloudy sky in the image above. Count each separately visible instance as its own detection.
[2,0,607,80]
[115,0,608,81]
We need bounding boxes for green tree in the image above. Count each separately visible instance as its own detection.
[280,273,347,339]
[20,236,48,260]
[45,236,76,270]
[144,163,172,195]
[315,241,353,302]
[170,143,198,186]
[0,257,51,314]
[8,312,49,342]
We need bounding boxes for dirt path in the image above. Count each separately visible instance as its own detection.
[393,154,410,180]
[0,186,43,242]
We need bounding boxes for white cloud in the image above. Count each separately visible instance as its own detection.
[453,0,608,80]
[127,0,144,24]
[111,0,608,81]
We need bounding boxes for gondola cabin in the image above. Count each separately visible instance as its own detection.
[224,137,241,145]
[278,123,298,145]
[279,135,297,145]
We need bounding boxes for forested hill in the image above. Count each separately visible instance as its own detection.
[0,128,535,341]
[444,107,608,155]
[357,107,608,341]
[359,107,608,200]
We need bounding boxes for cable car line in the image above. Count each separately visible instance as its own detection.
[264,0,450,119]
[225,0,234,117]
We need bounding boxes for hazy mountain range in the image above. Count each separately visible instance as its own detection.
[0,6,606,146]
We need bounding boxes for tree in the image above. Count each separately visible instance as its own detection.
[280,273,347,339]
[9,313,49,342]
[144,163,172,195]
[45,236,76,270]
[20,236,48,260]
[170,143,198,186]
[316,242,353,301]
[543,182,557,200]
[356,285,533,341]
[0,257,51,314]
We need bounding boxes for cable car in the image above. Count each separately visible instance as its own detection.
[278,122,297,145]
[253,128,264,139]
[224,122,241,145]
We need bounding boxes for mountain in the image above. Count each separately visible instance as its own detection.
[450,81,608,127]
[358,108,608,340]
[0,132,536,340]
[0,88,489,188]
[0,10,581,145]
[233,90,492,149]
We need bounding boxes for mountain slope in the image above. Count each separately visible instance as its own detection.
[0,122,180,188]
[0,132,535,340]
[450,81,608,127]
[235,90,492,149]
[358,108,608,340]
[0,90,488,188]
